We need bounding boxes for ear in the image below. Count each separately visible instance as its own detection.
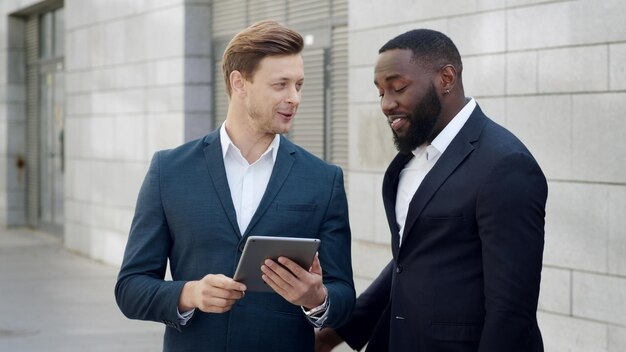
[439,64,457,93]
[230,70,246,97]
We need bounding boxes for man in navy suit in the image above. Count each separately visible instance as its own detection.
[316,29,547,351]
[115,20,355,352]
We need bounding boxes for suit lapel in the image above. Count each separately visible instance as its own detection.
[383,153,413,258]
[242,135,295,237]
[399,106,488,249]
[203,131,241,238]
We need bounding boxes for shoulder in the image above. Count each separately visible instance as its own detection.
[473,116,545,184]
[158,130,217,159]
[152,129,218,171]
[471,111,536,163]
[460,106,544,181]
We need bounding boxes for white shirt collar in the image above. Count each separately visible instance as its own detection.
[417,97,476,159]
[219,122,281,163]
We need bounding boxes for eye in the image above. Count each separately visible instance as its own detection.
[296,82,303,91]
[394,86,407,93]
[274,82,287,89]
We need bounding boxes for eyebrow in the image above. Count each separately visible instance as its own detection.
[274,76,305,82]
[374,73,402,86]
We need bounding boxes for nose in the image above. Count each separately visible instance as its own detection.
[380,94,398,115]
[285,85,301,105]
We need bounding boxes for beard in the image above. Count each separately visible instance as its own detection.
[247,104,288,135]
[392,83,441,154]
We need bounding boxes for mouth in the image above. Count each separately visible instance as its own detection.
[277,111,295,121]
[387,113,409,132]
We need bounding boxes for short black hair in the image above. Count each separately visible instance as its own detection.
[379,29,462,73]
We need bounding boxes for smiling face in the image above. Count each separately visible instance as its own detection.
[243,54,304,135]
[374,49,442,153]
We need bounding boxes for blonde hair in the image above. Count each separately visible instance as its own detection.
[222,20,304,96]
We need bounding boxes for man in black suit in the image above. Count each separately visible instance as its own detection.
[316,28,547,351]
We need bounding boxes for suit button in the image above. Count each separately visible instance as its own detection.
[396,265,403,273]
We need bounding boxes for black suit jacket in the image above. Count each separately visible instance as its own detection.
[337,105,547,352]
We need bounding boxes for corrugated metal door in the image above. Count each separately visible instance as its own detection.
[289,48,326,159]
[212,0,247,37]
[329,25,348,168]
[249,0,286,23]
[287,0,330,25]
[213,55,229,128]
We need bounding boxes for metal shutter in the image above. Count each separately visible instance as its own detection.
[212,0,247,37]
[329,25,348,168]
[25,16,40,226]
[289,48,325,159]
[287,0,330,25]
[248,0,286,24]
[213,58,229,129]
[331,0,348,19]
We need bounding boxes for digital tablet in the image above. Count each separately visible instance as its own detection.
[233,236,321,292]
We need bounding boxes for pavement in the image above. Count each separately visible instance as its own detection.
[0,228,162,351]
[0,228,356,352]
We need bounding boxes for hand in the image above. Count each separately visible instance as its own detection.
[315,327,344,352]
[178,274,246,313]
[261,253,326,309]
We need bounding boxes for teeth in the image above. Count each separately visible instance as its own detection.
[388,115,405,123]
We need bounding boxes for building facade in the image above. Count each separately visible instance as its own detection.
[1,0,625,350]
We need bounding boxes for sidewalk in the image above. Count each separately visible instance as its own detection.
[0,228,162,352]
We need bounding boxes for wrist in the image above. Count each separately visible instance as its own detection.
[178,281,198,312]
[303,285,328,314]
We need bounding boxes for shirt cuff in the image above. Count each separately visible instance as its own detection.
[302,286,330,328]
[177,308,195,326]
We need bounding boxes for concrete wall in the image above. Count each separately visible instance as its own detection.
[62,0,212,264]
[0,0,211,262]
[347,0,626,350]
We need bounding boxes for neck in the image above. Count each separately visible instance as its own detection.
[224,116,275,164]
[429,94,468,143]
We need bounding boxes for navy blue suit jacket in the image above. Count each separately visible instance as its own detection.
[337,105,547,352]
[115,130,355,352]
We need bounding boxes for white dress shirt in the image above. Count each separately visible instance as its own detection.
[220,124,279,235]
[395,98,476,245]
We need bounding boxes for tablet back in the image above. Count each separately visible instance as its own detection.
[234,236,320,292]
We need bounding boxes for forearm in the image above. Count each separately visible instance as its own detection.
[318,167,355,328]
[336,261,393,349]
[115,274,186,324]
